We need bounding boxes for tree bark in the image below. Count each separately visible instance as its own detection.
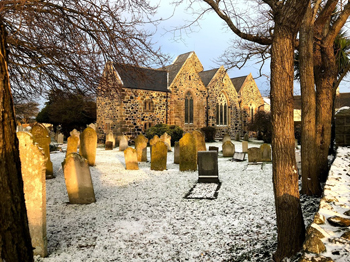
[299,3,321,196]
[0,22,34,261]
[270,23,305,262]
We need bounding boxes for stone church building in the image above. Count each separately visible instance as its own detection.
[96,51,265,140]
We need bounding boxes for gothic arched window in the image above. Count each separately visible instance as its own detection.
[216,93,229,126]
[144,99,154,112]
[185,92,193,124]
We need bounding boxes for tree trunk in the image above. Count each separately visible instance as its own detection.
[299,4,321,196]
[270,24,305,261]
[0,22,34,261]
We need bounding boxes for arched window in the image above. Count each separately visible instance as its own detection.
[216,93,229,126]
[144,99,154,112]
[185,92,193,124]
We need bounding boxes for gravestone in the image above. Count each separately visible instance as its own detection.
[63,153,96,204]
[79,127,97,166]
[209,146,219,153]
[149,135,160,156]
[134,134,148,162]
[260,144,272,162]
[57,133,64,144]
[222,134,231,144]
[17,131,48,257]
[179,133,197,171]
[106,131,115,148]
[160,132,172,152]
[192,130,206,152]
[248,147,262,162]
[151,141,167,171]
[222,141,235,157]
[66,135,80,157]
[88,123,96,130]
[198,151,219,183]
[124,147,139,170]
[242,141,249,153]
[70,129,80,144]
[119,135,129,151]
[31,123,54,179]
[174,141,180,164]
[105,141,113,150]
[232,152,246,161]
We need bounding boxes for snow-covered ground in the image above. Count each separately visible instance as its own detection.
[33,140,343,262]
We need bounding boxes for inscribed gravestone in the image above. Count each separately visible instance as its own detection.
[260,144,272,162]
[151,141,167,171]
[63,153,96,204]
[66,135,80,157]
[124,147,139,170]
[222,134,231,144]
[79,127,97,166]
[106,131,115,148]
[105,141,113,150]
[57,133,64,144]
[192,130,206,152]
[119,135,129,151]
[198,151,219,183]
[248,147,262,162]
[17,131,48,257]
[134,134,148,162]
[31,123,54,179]
[179,133,197,171]
[160,132,172,152]
[242,141,248,153]
[174,141,180,164]
[222,141,235,157]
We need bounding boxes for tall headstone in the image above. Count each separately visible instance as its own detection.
[179,133,197,171]
[66,135,80,157]
[79,127,97,166]
[31,123,53,179]
[222,141,235,157]
[151,141,167,171]
[242,141,249,153]
[70,129,80,145]
[260,144,272,162]
[198,151,219,183]
[106,131,115,148]
[149,135,160,156]
[222,134,231,144]
[174,141,180,164]
[134,134,148,162]
[248,147,262,162]
[63,153,96,204]
[119,135,129,151]
[17,132,48,257]
[192,130,206,152]
[124,147,139,170]
[160,132,172,152]
[57,133,64,144]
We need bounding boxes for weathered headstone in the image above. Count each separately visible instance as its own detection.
[174,141,180,164]
[63,153,96,204]
[17,131,48,257]
[222,134,231,144]
[151,141,167,171]
[248,147,262,162]
[57,133,64,144]
[134,134,148,162]
[106,131,115,148]
[192,130,206,152]
[209,146,219,153]
[79,127,97,166]
[198,151,219,183]
[222,141,235,157]
[66,135,80,157]
[124,147,139,170]
[31,123,54,179]
[88,123,96,130]
[179,133,197,171]
[160,132,172,152]
[105,141,113,150]
[260,144,272,162]
[119,135,129,151]
[242,141,249,153]
[149,135,160,157]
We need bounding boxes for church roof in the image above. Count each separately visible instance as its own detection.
[199,68,220,87]
[162,52,194,85]
[230,75,248,93]
[113,63,168,92]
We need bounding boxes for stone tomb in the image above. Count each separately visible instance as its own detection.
[222,141,235,157]
[151,141,167,171]
[198,151,219,183]
[222,134,231,144]
[63,153,96,204]
[17,131,48,257]
[179,133,197,171]
[124,147,139,170]
[119,135,129,151]
[31,123,54,179]
[242,141,248,153]
[174,141,180,164]
[192,130,206,152]
[134,134,148,162]
[260,143,272,162]
[106,131,115,148]
[79,127,97,166]
[105,141,113,150]
[248,147,262,162]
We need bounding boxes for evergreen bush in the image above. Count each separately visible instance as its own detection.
[145,124,183,146]
[200,126,216,142]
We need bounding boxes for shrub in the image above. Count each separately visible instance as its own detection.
[145,124,183,146]
[200,126,216,142]
[243,133,249,141]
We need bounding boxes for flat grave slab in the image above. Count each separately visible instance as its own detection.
[231,152,246,161]
[185,183,221,200]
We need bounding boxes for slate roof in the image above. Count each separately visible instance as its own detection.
[113,63,168,92]
[198,68,220,87]
[230,76,248,93]
[163,52,193,85]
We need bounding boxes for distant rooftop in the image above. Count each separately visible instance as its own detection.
[230,76,247,93]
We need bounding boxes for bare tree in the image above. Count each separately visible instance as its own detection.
[0,1,167,261]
